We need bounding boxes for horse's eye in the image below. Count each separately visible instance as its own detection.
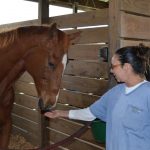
[48,62,55,70]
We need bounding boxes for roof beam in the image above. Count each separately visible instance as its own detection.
[25,0,108,11]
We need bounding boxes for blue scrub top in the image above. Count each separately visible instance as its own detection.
[90,82,150,150]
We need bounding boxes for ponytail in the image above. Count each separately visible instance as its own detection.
[138,44,150,81]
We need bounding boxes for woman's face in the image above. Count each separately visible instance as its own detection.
[110,54,126,82]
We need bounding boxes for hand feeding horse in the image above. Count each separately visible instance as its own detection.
[0,23,80,149]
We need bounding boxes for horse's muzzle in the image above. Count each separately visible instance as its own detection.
[38,98,52,114]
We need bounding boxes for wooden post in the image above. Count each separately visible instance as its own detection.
[38,113,49,148]
[38,0,50,148]
[73,2,78,13]
[108,0,121,88]
[38,0,49,24]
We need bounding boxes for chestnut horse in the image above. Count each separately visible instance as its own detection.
[0,23,79,149]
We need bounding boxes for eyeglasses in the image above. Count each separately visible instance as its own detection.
[110,64,122,69]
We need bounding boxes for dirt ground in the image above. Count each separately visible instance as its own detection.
[9,134,37,150]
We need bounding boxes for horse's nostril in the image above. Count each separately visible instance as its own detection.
[41,108,52,114]
[38,98,53,114]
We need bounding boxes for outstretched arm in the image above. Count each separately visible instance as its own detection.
[44,107,96,121]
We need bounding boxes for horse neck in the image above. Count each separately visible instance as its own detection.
[0,28,42,96]
[19,35,37,49]
[17,27,44,49]
[0,59,25,97]
[7,32,40,68]
[0,31,38,85]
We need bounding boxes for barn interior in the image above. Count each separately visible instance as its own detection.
[0,0,149,149]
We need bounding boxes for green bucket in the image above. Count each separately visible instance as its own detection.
[91,119,106,143]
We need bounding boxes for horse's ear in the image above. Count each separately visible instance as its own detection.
[50,23,57,30]
[68,31,81,44]
[49,23,58,38]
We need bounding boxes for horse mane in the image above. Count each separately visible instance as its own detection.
[0,26,46,49]
[0,29,18,49]
[0,23,57,49]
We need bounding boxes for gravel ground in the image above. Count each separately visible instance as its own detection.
[9,134,37,150]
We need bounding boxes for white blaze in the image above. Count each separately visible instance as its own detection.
[62,53,68,71]
[52,53,68,108]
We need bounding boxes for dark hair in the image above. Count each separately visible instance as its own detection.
[115,44,150,81]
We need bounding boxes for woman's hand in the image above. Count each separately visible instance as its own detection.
[44,110,69,119]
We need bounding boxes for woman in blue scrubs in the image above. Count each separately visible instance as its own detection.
[45,44,150,150]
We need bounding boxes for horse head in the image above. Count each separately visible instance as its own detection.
[0,23,80,149]
[23,24,80,113]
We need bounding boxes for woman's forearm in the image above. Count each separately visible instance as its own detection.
[44,107,96,121]
[69,107,96,121]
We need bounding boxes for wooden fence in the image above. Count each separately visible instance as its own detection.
[0,0,149,149]
[13,9,109,150]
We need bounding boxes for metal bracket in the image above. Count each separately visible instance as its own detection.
[98,47,108,62]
